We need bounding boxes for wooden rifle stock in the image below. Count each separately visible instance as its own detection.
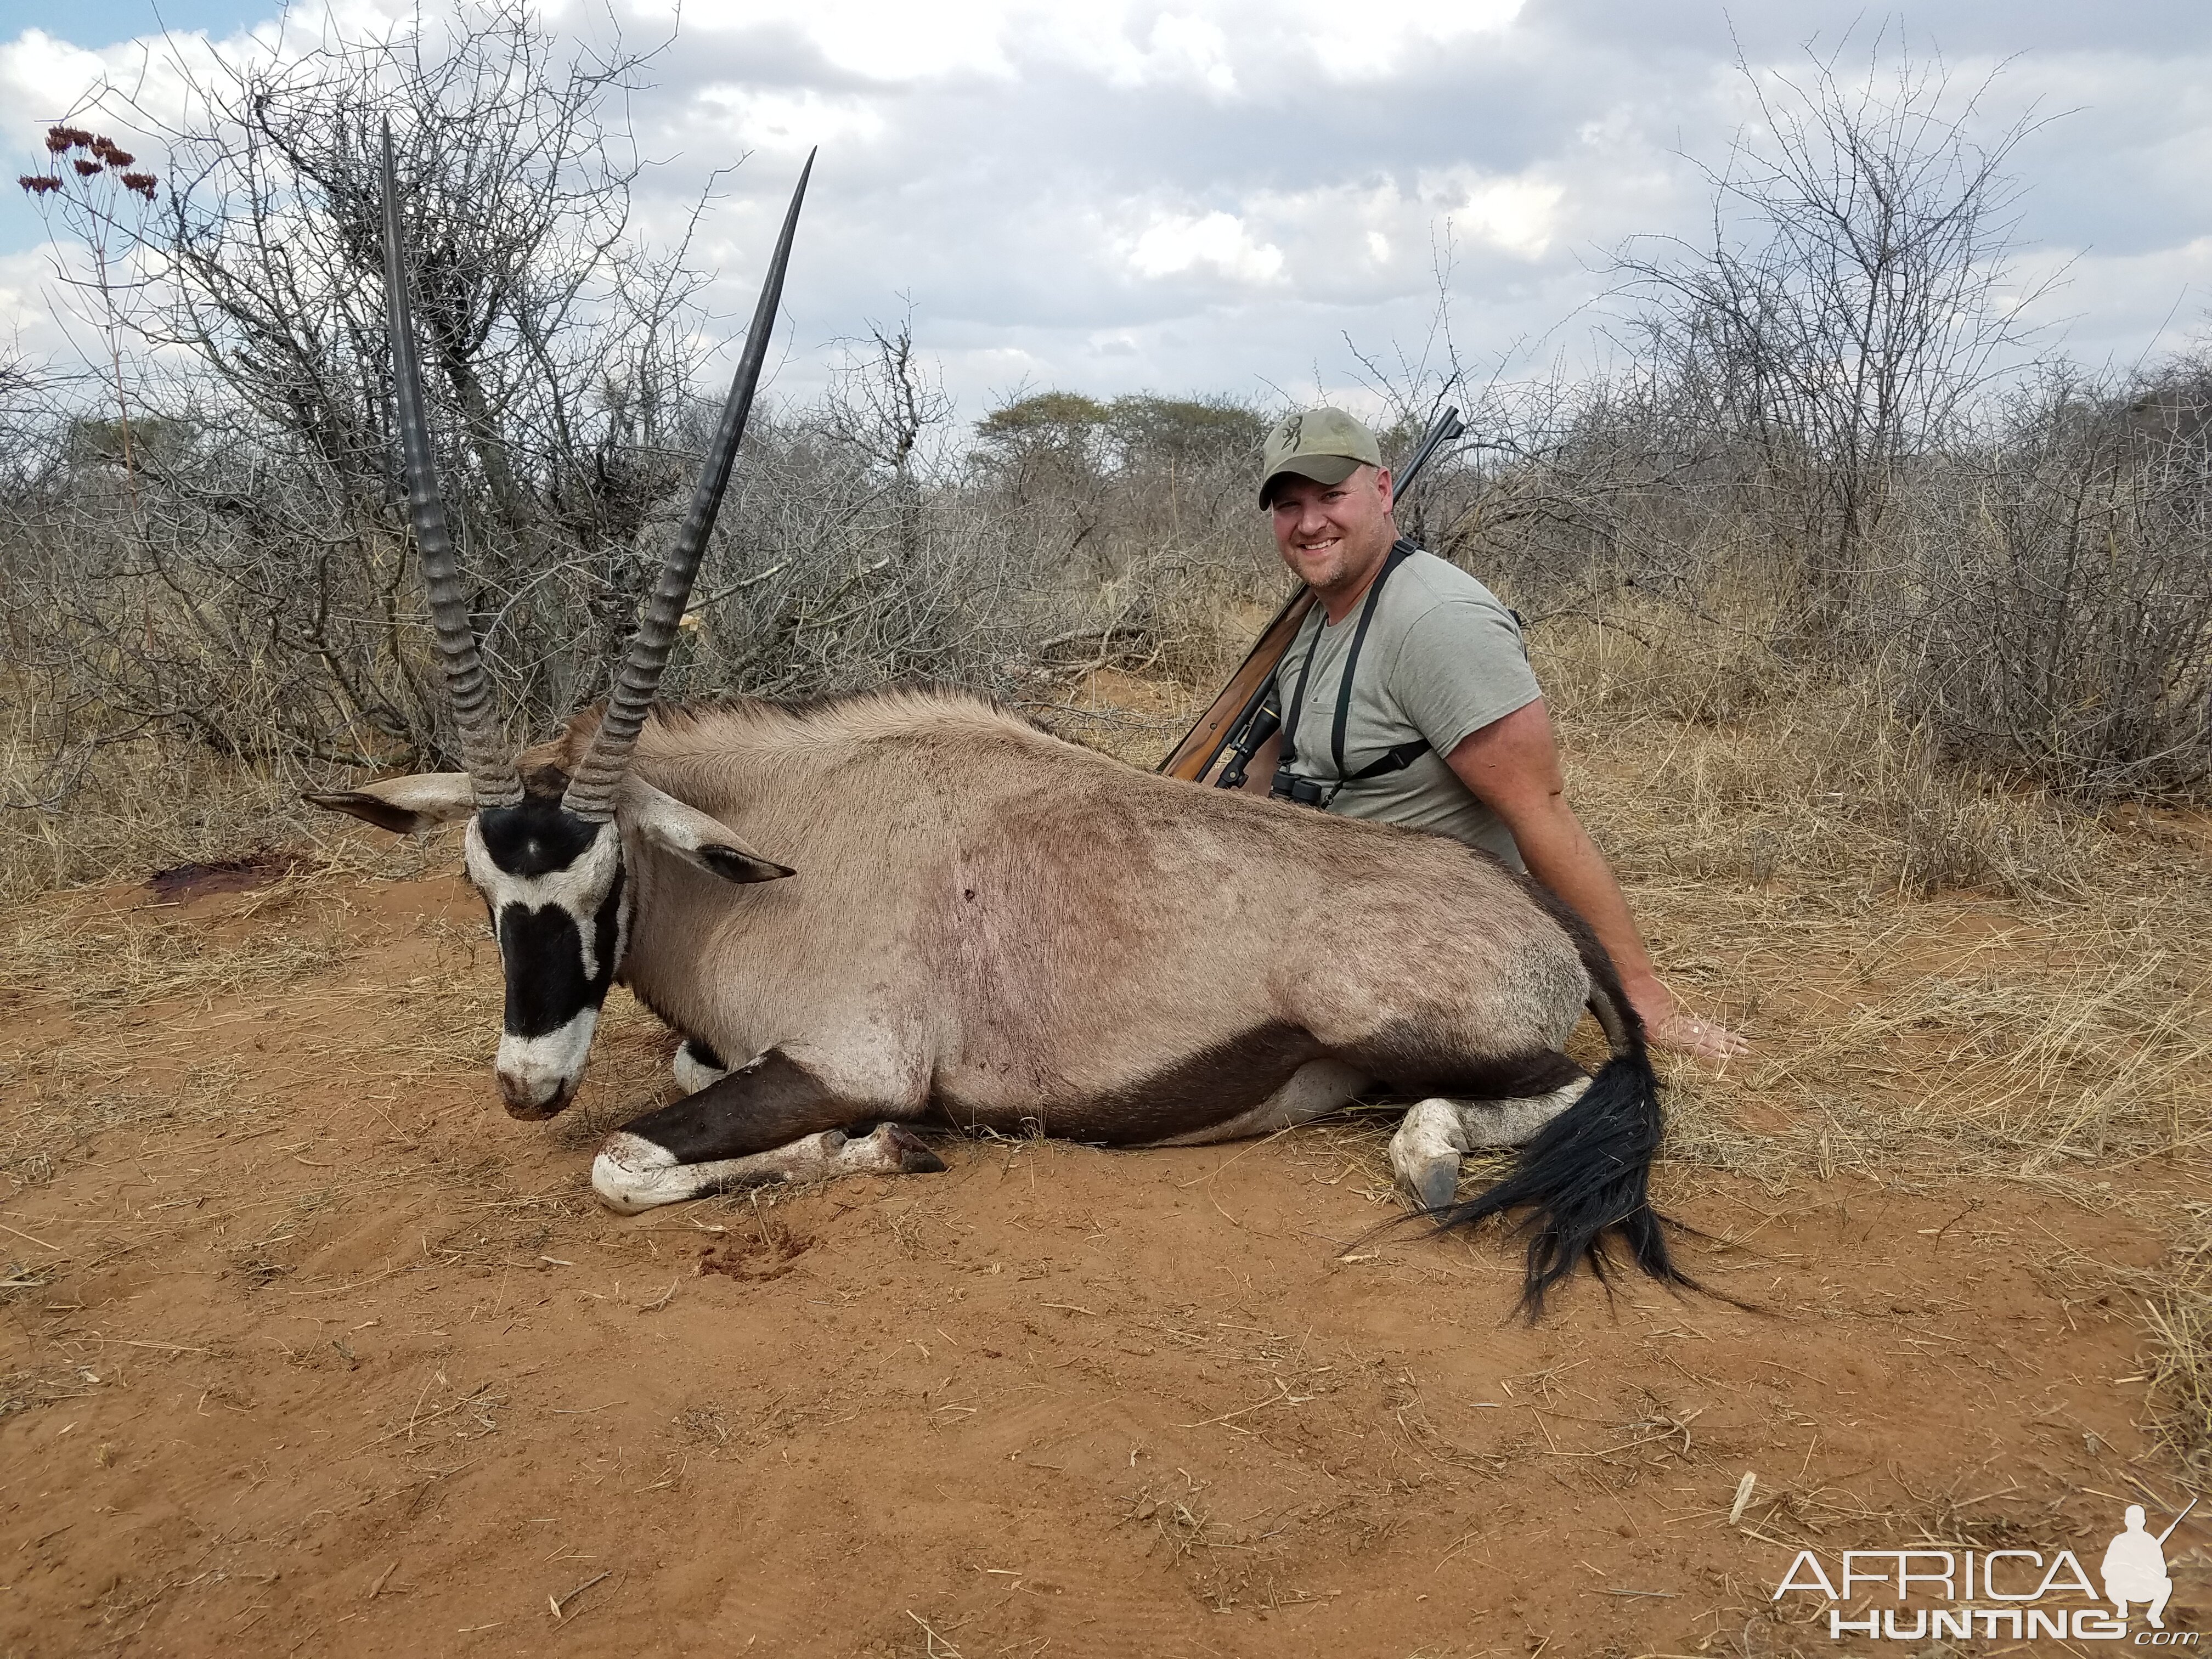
[1156,405,1465,783]
[1157,587,1314,783]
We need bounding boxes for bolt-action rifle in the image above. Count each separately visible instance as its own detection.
[1156,406,1466,786]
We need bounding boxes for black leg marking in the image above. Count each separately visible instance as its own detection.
[619,1048,936,1170]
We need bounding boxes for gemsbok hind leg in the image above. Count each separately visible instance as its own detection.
[1389,1079,1593,1212]
[1147,1057,1371,1147]
[593,1044,942,1214]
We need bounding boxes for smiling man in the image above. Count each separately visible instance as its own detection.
[1255,407,1744,1060]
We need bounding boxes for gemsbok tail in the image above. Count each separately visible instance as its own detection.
[1429,894,1696,1316]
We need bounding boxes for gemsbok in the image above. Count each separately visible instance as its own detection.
[310,133,1692,1312]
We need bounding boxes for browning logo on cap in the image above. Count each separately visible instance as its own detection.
[1260,407,1384,506]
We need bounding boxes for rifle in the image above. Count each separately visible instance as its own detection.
[1157,406,1467,785]
[2155,1497,2198,1545]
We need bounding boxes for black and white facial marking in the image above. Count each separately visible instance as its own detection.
[464,799,630,1119]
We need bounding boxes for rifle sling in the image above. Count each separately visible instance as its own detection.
[1280,539,1428,806]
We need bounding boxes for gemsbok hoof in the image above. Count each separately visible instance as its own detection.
[591,1130,694,1213]
[1389,1098,1469,1212]
[591,1122,948,1214]
[874,1122,948,1175]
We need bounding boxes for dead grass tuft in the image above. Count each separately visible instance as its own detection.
[2,1058,249,1193]
[2133,1215,2212,1477]
[2,726,301,902]
[0,713,443,906]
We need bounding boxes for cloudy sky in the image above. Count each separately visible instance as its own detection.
[4,0,2211,421]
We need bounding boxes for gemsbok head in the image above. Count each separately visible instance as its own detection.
[308,126,812,1119]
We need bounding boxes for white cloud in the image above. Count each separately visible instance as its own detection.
[1292,0,1524,80]
[1127,210,1284,285]
[690,86,887,155]
[0,29,110,120]
[1137,14,1238,95]
[1449,174,1564,260]
[620,0,1021,82]
[0,250,69,363]
[5,0,2212,415]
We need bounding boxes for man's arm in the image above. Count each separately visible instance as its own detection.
[1444,699,1746,1060]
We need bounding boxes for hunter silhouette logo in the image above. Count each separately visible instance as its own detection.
[2105,1500,2193,1629]
[1770,1496,2199,1643]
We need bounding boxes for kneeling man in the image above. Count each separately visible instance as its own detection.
[1250,408,1742,1060]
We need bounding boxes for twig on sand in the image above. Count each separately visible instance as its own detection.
[550,1569,610,1620]
[1729,1470,1758,1527]
[905,1610,963,1657]
[0,1220,65,1253]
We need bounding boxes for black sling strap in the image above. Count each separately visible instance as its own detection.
[1279,539,1429,806]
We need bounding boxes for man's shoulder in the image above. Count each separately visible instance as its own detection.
[1380,549,1521,638]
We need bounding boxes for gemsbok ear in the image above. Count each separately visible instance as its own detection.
[304,773,477,835]
[621,778,795,885]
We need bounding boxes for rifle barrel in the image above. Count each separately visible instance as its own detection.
[2155,1497,2198,1545]
[1393,406,1466,503]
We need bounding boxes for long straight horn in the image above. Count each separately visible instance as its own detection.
[561,150,815,822]
[380,120,521,807]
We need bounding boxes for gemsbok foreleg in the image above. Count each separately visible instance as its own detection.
[591,1045,943,1213]
[671,1036,733,1094]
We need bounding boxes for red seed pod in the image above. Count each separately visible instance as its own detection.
[105,148,135,167]
[44,132,71,154]
[73,157,103,178]
[52,125,95,150]
[121,171,157,198]
[19,175,63,195]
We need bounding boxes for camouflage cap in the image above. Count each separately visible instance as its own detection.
[1259,407,1383,506]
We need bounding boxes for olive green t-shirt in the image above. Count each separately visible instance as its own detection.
[1271,548,1541,870]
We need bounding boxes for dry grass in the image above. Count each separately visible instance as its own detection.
[0,720,325,902]
[3,595,2209,1470]
[1,1056,250,1194]
[0,885,353,1011]
[2134,1214,2212,1481]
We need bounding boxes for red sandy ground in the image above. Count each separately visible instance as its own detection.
[0,871,2201,1657]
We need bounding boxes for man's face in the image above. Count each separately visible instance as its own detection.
[1268,465,1396,602]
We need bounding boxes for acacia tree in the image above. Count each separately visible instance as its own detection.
[1616,37,2053,627]
[87,2,715,764]
[822,306,954,565]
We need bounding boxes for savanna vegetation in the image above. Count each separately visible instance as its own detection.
[2,13,2209,1650]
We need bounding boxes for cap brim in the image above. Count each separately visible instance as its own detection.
[1259,454,1363,506]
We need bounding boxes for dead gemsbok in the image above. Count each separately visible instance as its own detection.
[312,135,1692,1311]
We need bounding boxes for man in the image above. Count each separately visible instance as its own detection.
[1250,408,1744,1060]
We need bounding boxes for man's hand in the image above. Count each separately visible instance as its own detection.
[1446,699,1747,1064]
[1635,988,1750,1061]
